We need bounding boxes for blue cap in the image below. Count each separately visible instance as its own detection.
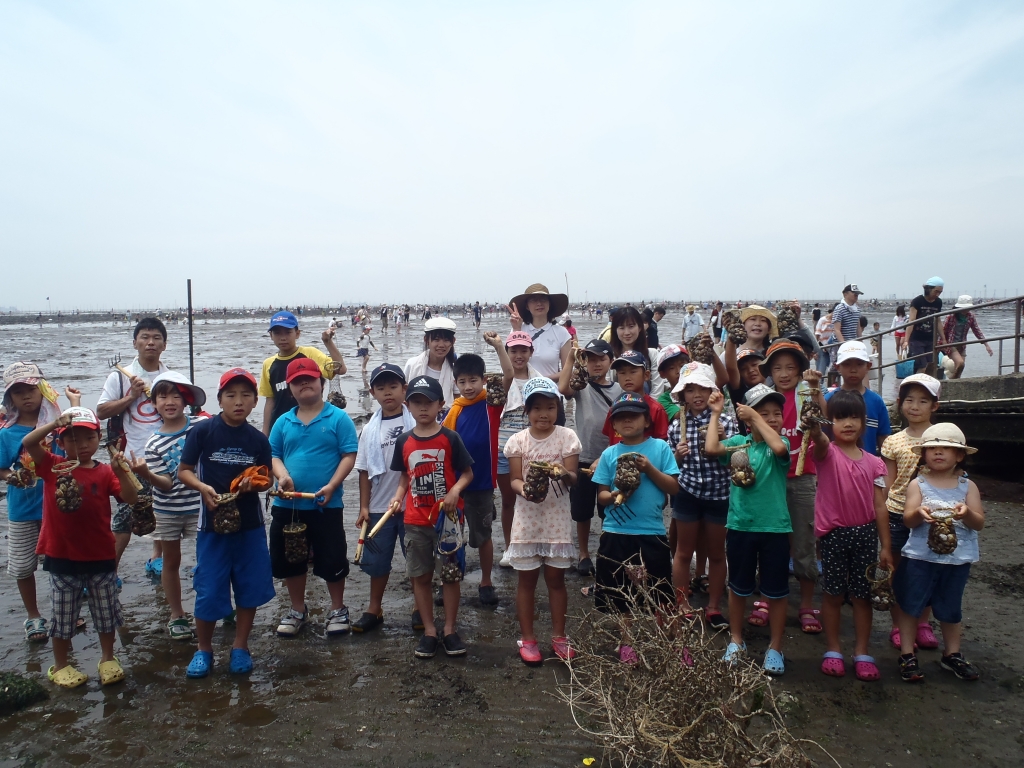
[611,350,650,370]
[369,363,406,387]
[269,311,299,330]
[925,276,945,288]
[522,377,560,403]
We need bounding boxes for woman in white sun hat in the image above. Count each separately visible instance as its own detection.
[941,296,992,379]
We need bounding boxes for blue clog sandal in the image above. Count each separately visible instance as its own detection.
[229,648,253,674]
[186,650,213,679]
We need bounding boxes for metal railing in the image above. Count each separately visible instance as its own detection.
[819,295,1024,391]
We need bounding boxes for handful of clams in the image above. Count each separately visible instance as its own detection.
[722,310,747,345]
[729,449,756,488]
[776,303,800,337]
[485,374,507,407]
[687,332,716,365]
[612,453,642,506]
[928,510,958,555]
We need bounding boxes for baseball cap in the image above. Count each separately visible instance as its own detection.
[369,363,406,387]
[836,340,873,365]
[744,383,785,409]
[583,339,614,358]
[842,284,864,295]
[57,406,101,433]
[898,373,941,399]
[736,349,765,365]
[3,362,44,395]
[610,392,650,416]
[269,311,299,330]
[285,357,322,383]
[406,375,444,402]
[924,276,945,288]
[151,371,207,407]
[218,367,258,393]
[656,344,689,371]
[522,377,560,403]
[611,350,650,370]
[424,317,457,334]
[671,362,718,395]
[505,331,534,349]
[911,423,976,455]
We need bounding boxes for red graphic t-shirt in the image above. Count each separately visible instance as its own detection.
[781,388,816,478]
[390,426,474,527]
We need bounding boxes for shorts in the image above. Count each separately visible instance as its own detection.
[594,532,673,614]
[787,474,818,583]
[193,528,276,622]
[461,490,495,548]
[405,523,466,580]
[894,330,906,339]
[908,339,933,372]
[509,553,575,571]
[269,507,349,582]
[112,477,152,534]
[357,348,369,357]
[670,487,728,526]
[151,511,199,541]
[358,511,406,578]
[570,462,604,522]
[889,512,911,556]
[894,558,971,624]
[818,522,877,600]
[497,449,510,476]
[726,530,791,600]
[48,571,122,639]
[7,519,42,579]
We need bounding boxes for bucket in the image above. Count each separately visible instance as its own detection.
[895,360,914,379]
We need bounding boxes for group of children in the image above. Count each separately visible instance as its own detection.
[1,296,984,688]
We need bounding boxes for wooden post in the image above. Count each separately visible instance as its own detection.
[187,279,195,384]
[1015,298,1021,374]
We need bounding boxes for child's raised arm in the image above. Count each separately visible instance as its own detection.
[321,327,347,376]
[483,331,515,392]
[809,420,830,462]
[261,395,275,436]
[724,338,741,391]
[109,451,139,505]
[22,414,69,463]
[736,405,788,457]
[129,451,174,492]
[703,391,726,457]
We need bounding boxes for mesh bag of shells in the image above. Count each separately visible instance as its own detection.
[569,349,590,391]
[865,562,895,611]
[722,310,747,345]
[776,303,800,338]
[485,374,507,407]
[523,461,552,503]
[212,493,242,534]
[729,448,757,488]
[927,510,958,555]
[282,520,309,564]
[612,453,642,506]
[6,467,38,489]
[54,462,82,512]
[686,331,716,365]
[130,494,157,536]
[326,362,347,409]
[560,579,825,768]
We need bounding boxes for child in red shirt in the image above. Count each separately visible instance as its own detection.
[23,407,139,689]
[602,351,669,444]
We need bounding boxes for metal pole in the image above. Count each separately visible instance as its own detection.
[930,309,939,378]
[187,279,195,384]
[877,331,883,392]
[1015,298,1021,374]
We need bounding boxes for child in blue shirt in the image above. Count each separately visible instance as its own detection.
[827,341,892,455]
[593,393,680,665]
[269,358,358,638]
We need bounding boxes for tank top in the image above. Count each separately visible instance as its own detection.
[901,476,979,565]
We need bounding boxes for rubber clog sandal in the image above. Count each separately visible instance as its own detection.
[705,610,729,631]
[97,658,125,686]
[24,617,48,643]
[889,626,901,649]
[167,618,193,641]
[820,651,846,677]
[551,636,576,662]
[518,639,543,667]
[186,650,213,679]
[916,622,940,650]
[618,645,640,666]
[747,601,769,627]
[229,648,253,674]
[47,665,88,689]
[853,655,881,681]
[681,647,695,668]
[722,642,746,665]
[798,609,823,634]
[145,558,163,577]
[763,648,786,676]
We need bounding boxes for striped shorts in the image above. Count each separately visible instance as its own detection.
[49,572,122,639]
[7,520,42,579]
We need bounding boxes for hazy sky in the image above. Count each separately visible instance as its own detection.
[3,1,1023,311]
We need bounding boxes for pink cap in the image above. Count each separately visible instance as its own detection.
[505,331,533,348]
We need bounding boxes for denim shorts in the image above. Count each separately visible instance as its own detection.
[358,511,405,579]
[894,557,971,624]
[889,512,911,556]
[497,449,510,476]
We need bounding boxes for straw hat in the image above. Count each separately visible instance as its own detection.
[911,423,977,455]
[739,305,779,338]
[509,283,569,320]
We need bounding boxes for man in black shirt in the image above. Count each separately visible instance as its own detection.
[908,276,946,374]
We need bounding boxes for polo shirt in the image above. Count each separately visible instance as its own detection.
[269,402,358,510]
[258,346,335,429]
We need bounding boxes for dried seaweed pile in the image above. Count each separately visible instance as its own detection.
[560,581,830,768]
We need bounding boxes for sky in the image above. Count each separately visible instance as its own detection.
[2,1,1024,311]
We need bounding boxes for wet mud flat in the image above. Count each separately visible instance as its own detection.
[3,489,1023,767]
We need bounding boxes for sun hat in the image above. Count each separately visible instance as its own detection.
[842,283,864,295]
[285,357,323,383]
[835,340,873,365]
[151,371,207,407]
[3,362,44,394]
[509,283,569,320]
[369,363,406,387]
[671,362,718,395]
[924,276,945,288]
[739,305,779,338]
[522,377,560,403]
[686,305,696,312]
[505,330,534,349]
[759,339,809,377]
[911,423,977,455]
[57,406,101,433]
[218,367,258,393]
[656,344,689,371]
[424,317,457,334]
[269,311,299,330]
[744,383,786,409]
[406,376,445,402]
[898,373,941,399]
[611,350,650,371]
[610,392,650,416]
[954,295,974,309]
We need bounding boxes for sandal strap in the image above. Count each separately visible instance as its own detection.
[853,655,876,664]
[823,651,844,660]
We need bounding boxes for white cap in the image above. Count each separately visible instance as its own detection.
[671,362,718,395]
[836,340,873,365]
[424,317,457,333]
[898,373,941,399]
